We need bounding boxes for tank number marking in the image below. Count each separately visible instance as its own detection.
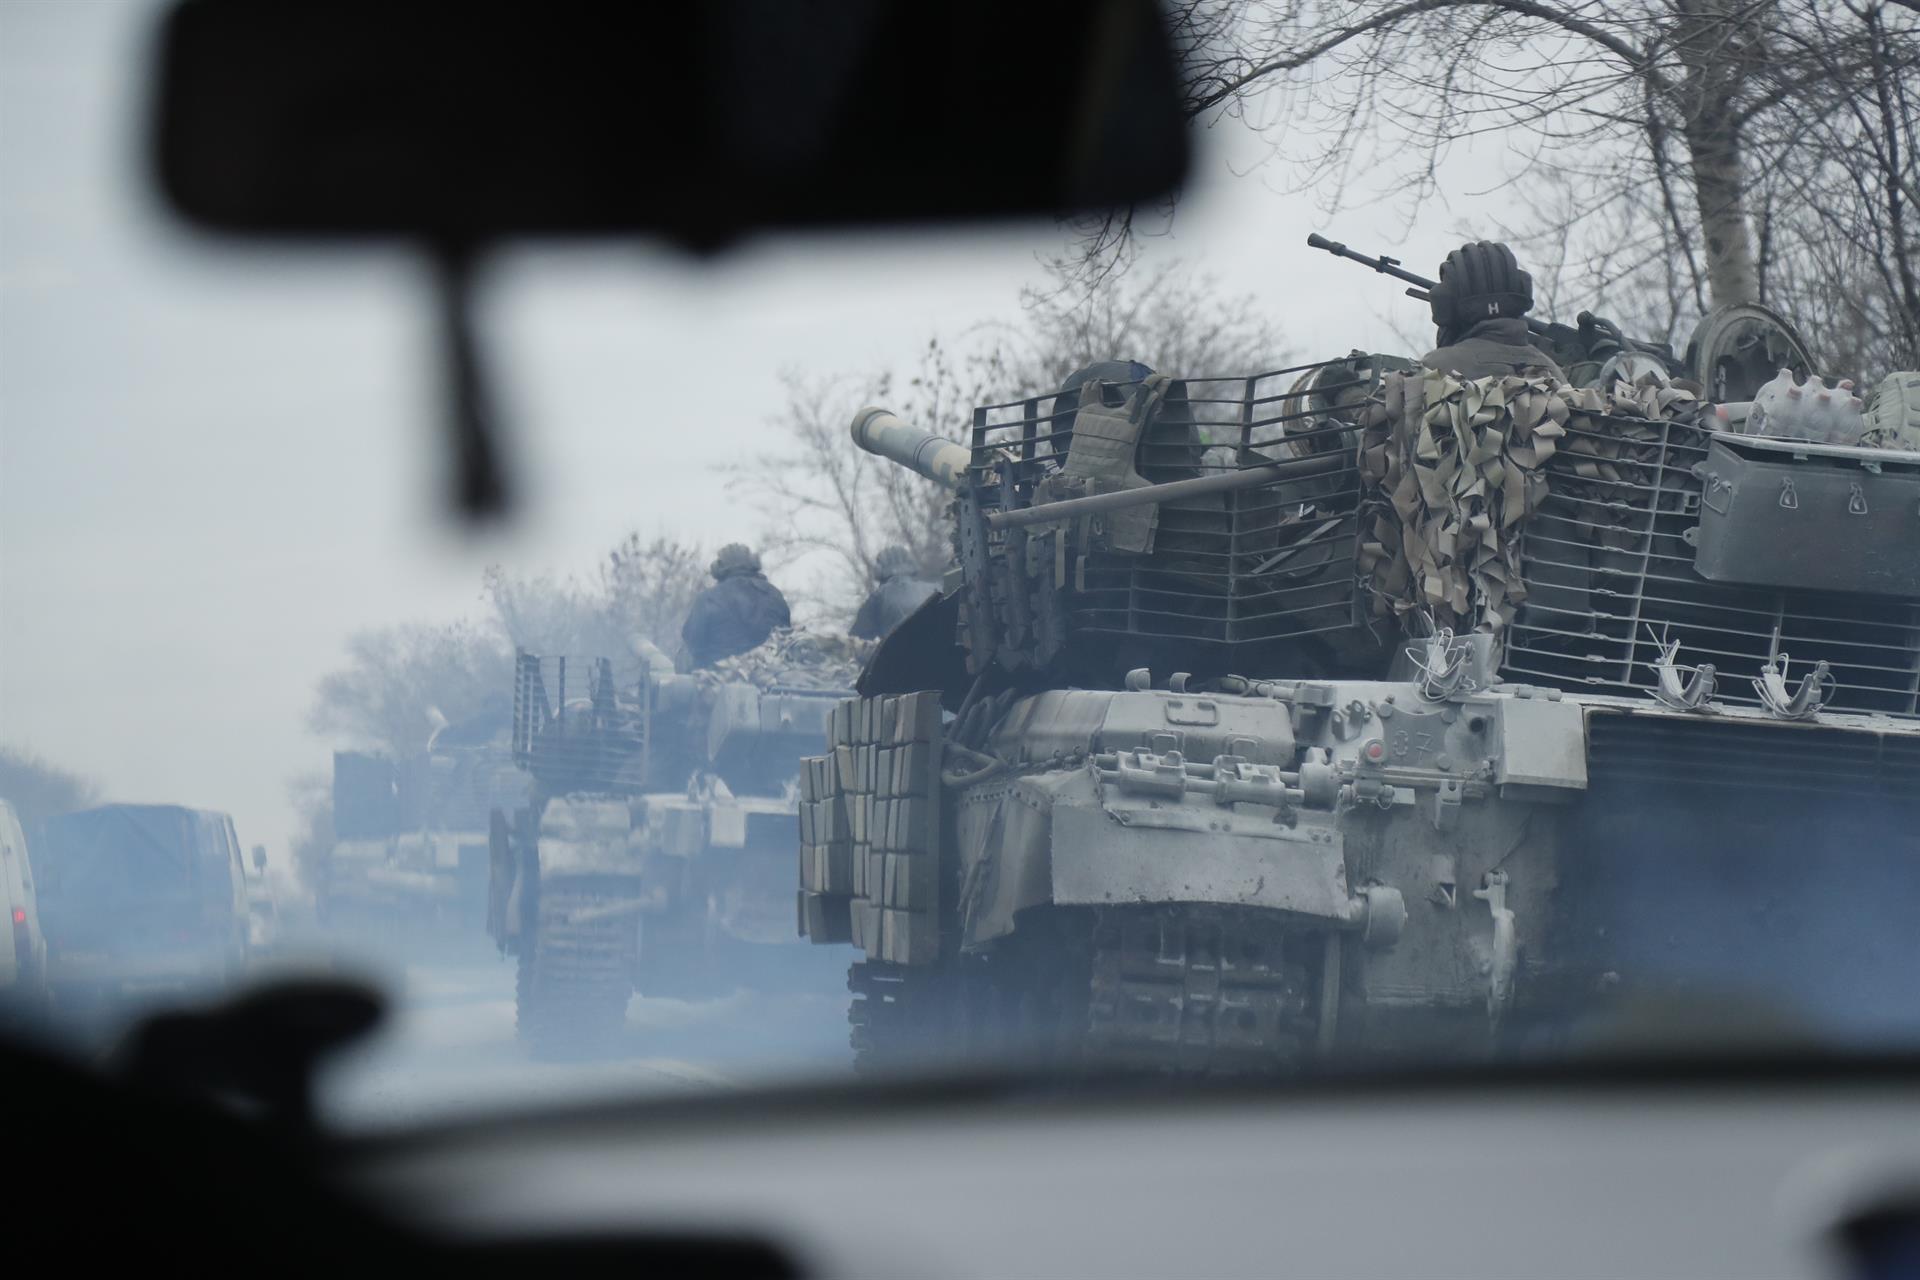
[1391,729,1435,758]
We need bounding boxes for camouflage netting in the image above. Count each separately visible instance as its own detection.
[696,626,871,692]
[1549,372,1714,558]
[1357,369,1565,633]
[1356,367,1710,634]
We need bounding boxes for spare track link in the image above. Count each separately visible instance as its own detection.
[1085,909,1313,1075]
[517,881,637,1055]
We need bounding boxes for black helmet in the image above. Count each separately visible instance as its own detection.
[1430,242,1533,337]
[710,543,760,579]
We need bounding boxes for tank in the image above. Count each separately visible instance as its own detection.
[800,334,1920,1075]
[490,634,859,1054]
[322,714,527,952]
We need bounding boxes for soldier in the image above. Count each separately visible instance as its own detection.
[680,543,791,669]
[850,545,939,641]
[1422,242,1565,380]
[1422,245,1584,639]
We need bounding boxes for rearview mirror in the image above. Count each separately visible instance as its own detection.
[152,0,1190,247]
[149,0,1191,522]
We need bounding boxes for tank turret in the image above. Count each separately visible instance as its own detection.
[850,366,1379,686]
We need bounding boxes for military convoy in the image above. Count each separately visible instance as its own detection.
[488,636,858,1054]
[282,236,1920,1077]
[794,282,1920,1073]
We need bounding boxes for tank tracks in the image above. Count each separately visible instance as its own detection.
[515,878,638,1058]
[848,906,1319,1076]
[1085,909,1315,1075]
[845,958,942,1071]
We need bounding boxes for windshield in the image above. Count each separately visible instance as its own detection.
[3,0,1918,1133]
[36,806,207,902]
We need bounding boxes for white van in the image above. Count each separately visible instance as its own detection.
[0,800,48,1003]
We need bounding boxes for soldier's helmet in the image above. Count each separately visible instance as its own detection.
[875,545,917,579]
[711,542,761,579]
[1431,241,1534,334]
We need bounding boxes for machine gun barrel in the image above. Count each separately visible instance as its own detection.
[1305,233,1439,295]
[1307,232,1551,338]
[850,406,971,492]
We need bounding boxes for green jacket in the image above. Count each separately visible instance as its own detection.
[1423,318,1564,380]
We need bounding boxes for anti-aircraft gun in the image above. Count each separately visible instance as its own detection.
[797,287,1920,1075]
[489,638,856,1054]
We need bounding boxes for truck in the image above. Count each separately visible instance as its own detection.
[798,306,1920,1073]
[490,635,858,1055]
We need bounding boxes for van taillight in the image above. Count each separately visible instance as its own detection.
[11,907,30,976]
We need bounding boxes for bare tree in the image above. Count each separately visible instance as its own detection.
[485,533,707,668]
[734,261,1287,623]
[286,771,334,888]
[1087,1,1918,372]
[1518,0,1920,375]
[601,533,710,658]
[307,622,512,758]
[0,747,101,831]
[1751,0,1920,375]
[740,344,988,623]
[999,260,1287,388]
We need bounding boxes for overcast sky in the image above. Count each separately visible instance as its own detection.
[0,0,1512,860]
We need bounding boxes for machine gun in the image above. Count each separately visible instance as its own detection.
[1305,233,1458,314]
[1305,232,1678,375]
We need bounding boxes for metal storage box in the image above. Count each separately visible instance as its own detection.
[1691,433,1920,598]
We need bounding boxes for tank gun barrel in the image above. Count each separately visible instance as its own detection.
[851,405,1353,532]
[987,454,1349,531]
[850,407,971,492]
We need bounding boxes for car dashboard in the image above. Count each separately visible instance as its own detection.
[343,1061,1920,1280]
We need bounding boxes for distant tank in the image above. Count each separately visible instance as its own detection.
[800,321,1920,1074]
[323,714,526,952]
[491,634,859,1054]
